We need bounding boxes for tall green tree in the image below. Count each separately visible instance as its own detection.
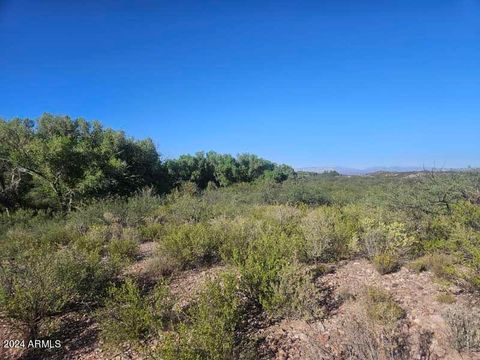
[0,114,164,211]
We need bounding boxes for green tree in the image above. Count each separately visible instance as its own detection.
[0,114,165,210]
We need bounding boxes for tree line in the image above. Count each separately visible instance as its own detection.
[0,114,295,212]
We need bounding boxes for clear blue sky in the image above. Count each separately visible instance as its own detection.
[1,0,479,168]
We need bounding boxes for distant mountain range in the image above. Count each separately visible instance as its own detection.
[297,166,440,176]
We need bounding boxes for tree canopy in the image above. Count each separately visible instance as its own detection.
[0,114,295,211]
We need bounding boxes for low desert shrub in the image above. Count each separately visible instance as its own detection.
[39,222,81,247]
[340,314,410,360]
[98,278,172,350]
[0,228,38,261]
[362,220,415,257]
[364,287,405,326]
[372,253,400,275]
[72,225,109,259]
[254,205,303,235]
[107,227,140,266]
[0,247,112,339]
[213,216,263,264]
[300,207,356,262]
[0,209,53,238]
[267,263,326,320]
[156,223,220,270]
[68,189,161,230]
[436,293,456,304]
[139,222,164,241]
[444,306,480,351]
[407,253,457,280]
[159,272,241,360]
[235,232,303,309]
[161,193,213,224]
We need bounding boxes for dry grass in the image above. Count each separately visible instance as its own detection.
[444,306,480,352]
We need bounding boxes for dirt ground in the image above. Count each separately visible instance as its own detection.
[2,254,479,359]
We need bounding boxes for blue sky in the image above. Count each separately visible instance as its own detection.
[1,0,479,168]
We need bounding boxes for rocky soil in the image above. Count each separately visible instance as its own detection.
[2,256,479,359]
[256,259,480,360]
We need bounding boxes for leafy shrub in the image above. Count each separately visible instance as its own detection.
[235,232,303,309]
[122,188,163,226]
[271,180,331,206]
[449,226,480,289]
[73,225,109,255]
[452,201,480,231]
[0,247,112,339]
[139,222,164,241]
[160,272,241,360]
[161,194,213,224]
[372,253,400,275]
[407,253,457,280]
[98,278,172,349]
[68,189,161,230]
[107,227,140,266]
[340,313,410,360]
[156,223,220,270]
[444,306,480,351]
[267,263,326,320]
[0,228,38,261]
[300,206,357,262]
[39,222,81,247]
[212,216,263,264]
[59,248,115,302]
[255,205,303,232]
[364,287,406,326]
[436,293,456,304]
[361,219,415,264]
[0,209,53,238]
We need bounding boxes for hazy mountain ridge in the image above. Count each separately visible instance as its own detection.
[297,166,451,175]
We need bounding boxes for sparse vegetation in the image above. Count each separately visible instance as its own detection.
[341,314,410,360]
[159,272,242,360]
[1,116,480,358]
[445,307,480,351]
[364,287,406,326]
[436,293,456,304]
[98,278,172,350]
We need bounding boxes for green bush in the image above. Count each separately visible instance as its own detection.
[139,222,164,241]
[0,209,53,238]
[73,225,109,255]
[213,216,263,264]
[0,247,110,339]
[67,189,162,230]
[444,306,480,351]
[361,219,415,266]
[160,272,241,360]
[253,205,303,235]
[0,228,38,261]
[407,253,457,280]
[161,194,213,224]
[364,287,406,326]
[267,263,326,320]
[156,223,220,270]
[61,248,115,302]
[372,253,401,275]
[39,222,81,247]
[300,206,357,262]
[107,227,140,266]
[235,232,304,310]
[98,278,172,350]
